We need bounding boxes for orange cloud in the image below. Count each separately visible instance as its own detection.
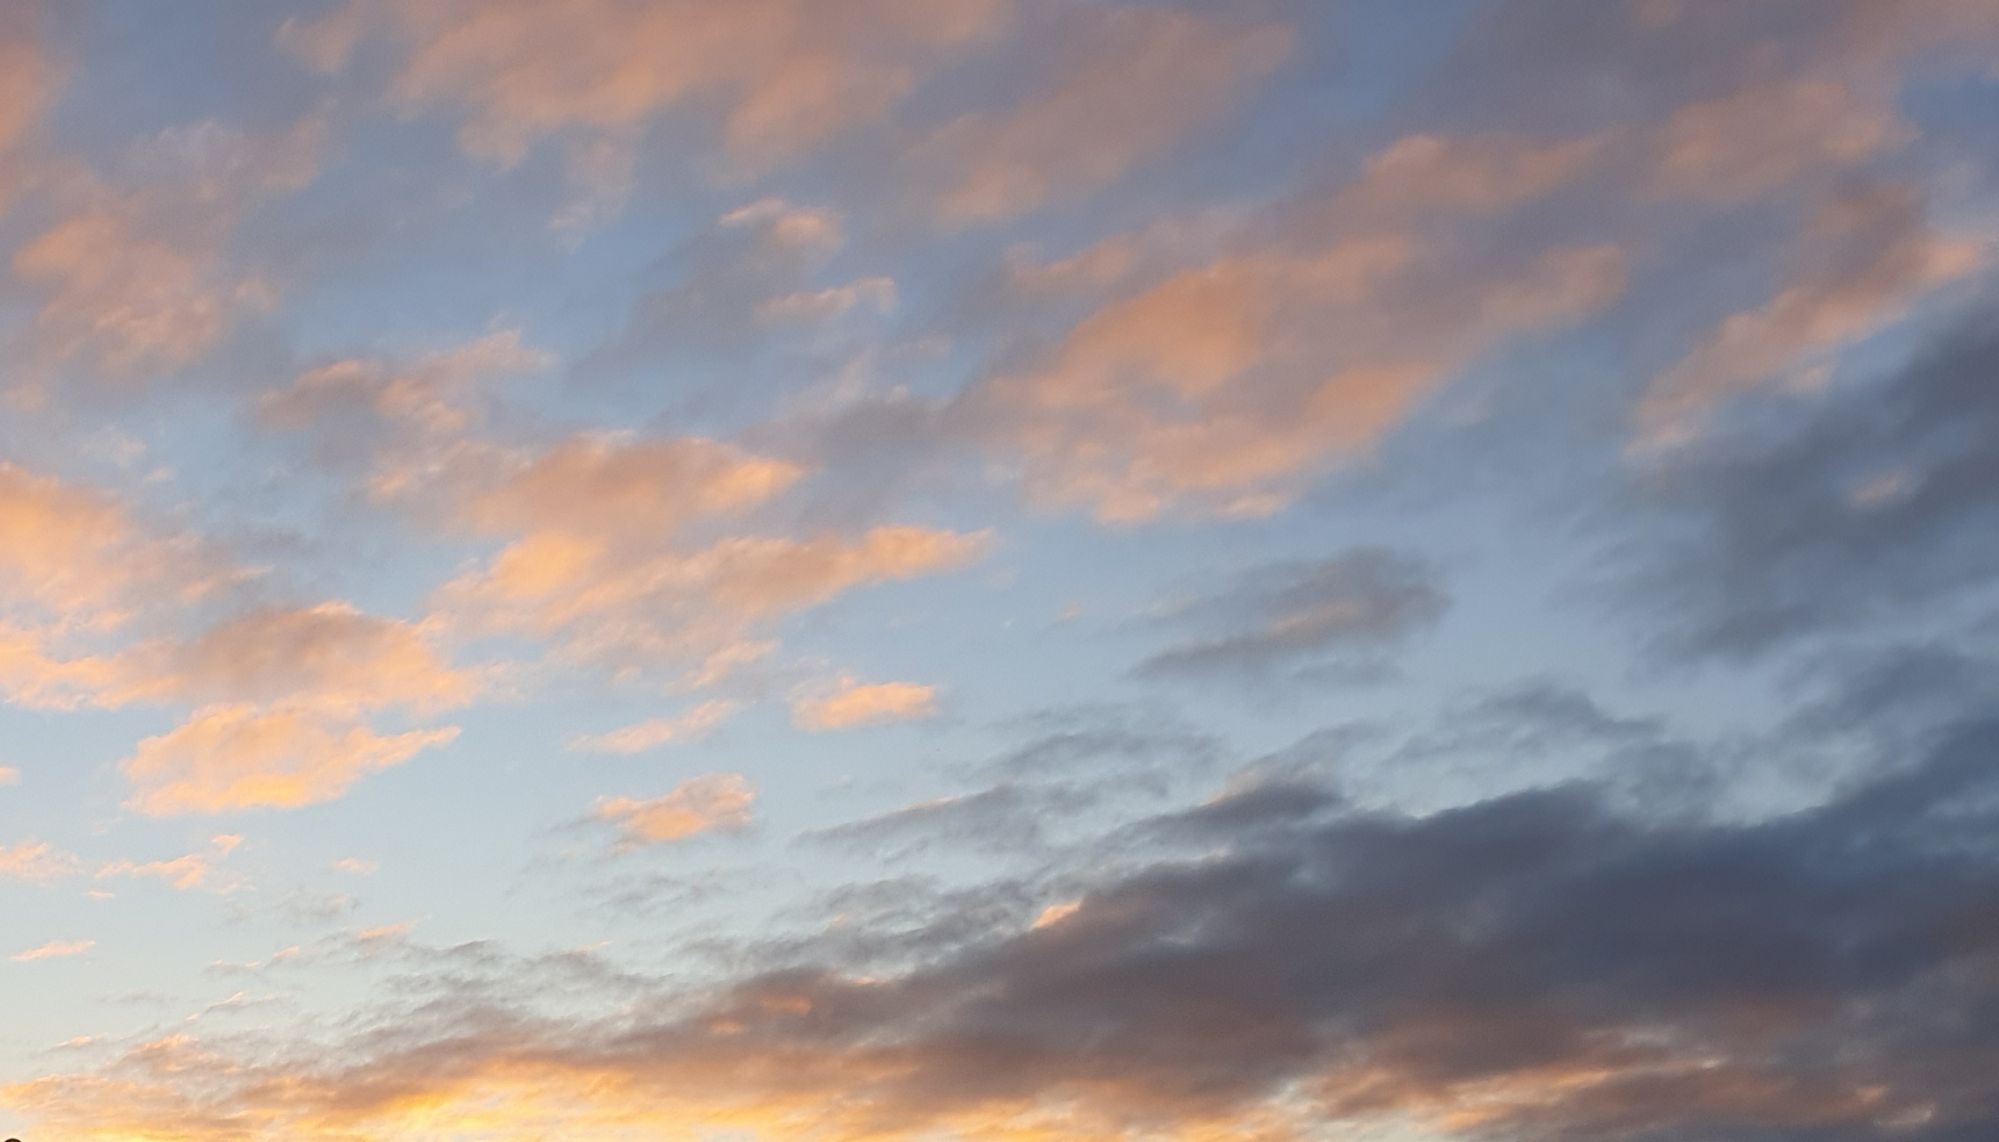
[282,0,1006,174]
[987,223,1625,520]
[11,938,93,962]
[595,773,755,844]
[0,840,81,882]
[0,2,59,161]
[1636,185,1983,449]
[435,428,989,681]
[11,115,324,379]
[122,705,460,815]
[95,834,246,891]
[926,8,1290,222]
[133,602,480,716]
[567,699,737,754]
[793,679,938,730]
[466,433,802,543]
[0,461,203,621]
[1652,78,1908,203]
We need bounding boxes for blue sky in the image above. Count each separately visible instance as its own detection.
[3,1,1999,1139]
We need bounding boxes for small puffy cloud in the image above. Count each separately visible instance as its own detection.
[793,680,938,730]
[95,835,247,892]
[12,938,93,962]
[595,774,756,845]
[330,858,379,875]
[568,700,737,755]
[0,841,81,882]
[122,705,460,816]
[0,764,17,785]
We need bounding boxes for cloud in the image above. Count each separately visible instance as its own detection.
[1136,550,1447,681]
[96,835,244,893]
[567,700,738,755]
[0,462,241,710]
[792,679,938,730]
[281,0,1006,178]
[465,432,802,542]
[11,938,93,962]
[595,773,755,845]
[719,197,845,252]
[438,493,989,683]
[121,705,460,815]
[1651,77,1908,202]
[973,142,1626,519]
[1,462,475,810]
[1636,185,1984,448]
[11,114,326,380]
[0,1,59,158]
[125,602,481,716]
[0,461,224,629]
[806,784,1064,859]
[15,719,1999,1138]
[259,329,552,486]
[1350,132,1608,217]
[924,7,1291,222]
[1631,313,1999,658]
[0,840,81,882]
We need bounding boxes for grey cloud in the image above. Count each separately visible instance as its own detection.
[802,783,1079,860]
[1639,315,1999,659]
[49,717,1999,1140]
[1134,549,1447,681]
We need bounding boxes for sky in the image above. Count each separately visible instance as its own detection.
[1,1,1998,1139]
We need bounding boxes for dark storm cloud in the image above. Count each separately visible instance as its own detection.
[1133,549,1447,682]
[1641,315,1999,659]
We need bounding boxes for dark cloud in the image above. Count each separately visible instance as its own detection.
[34,717,1998,1140]
[1133,548,1447,682]
[1639,315,1999,659]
